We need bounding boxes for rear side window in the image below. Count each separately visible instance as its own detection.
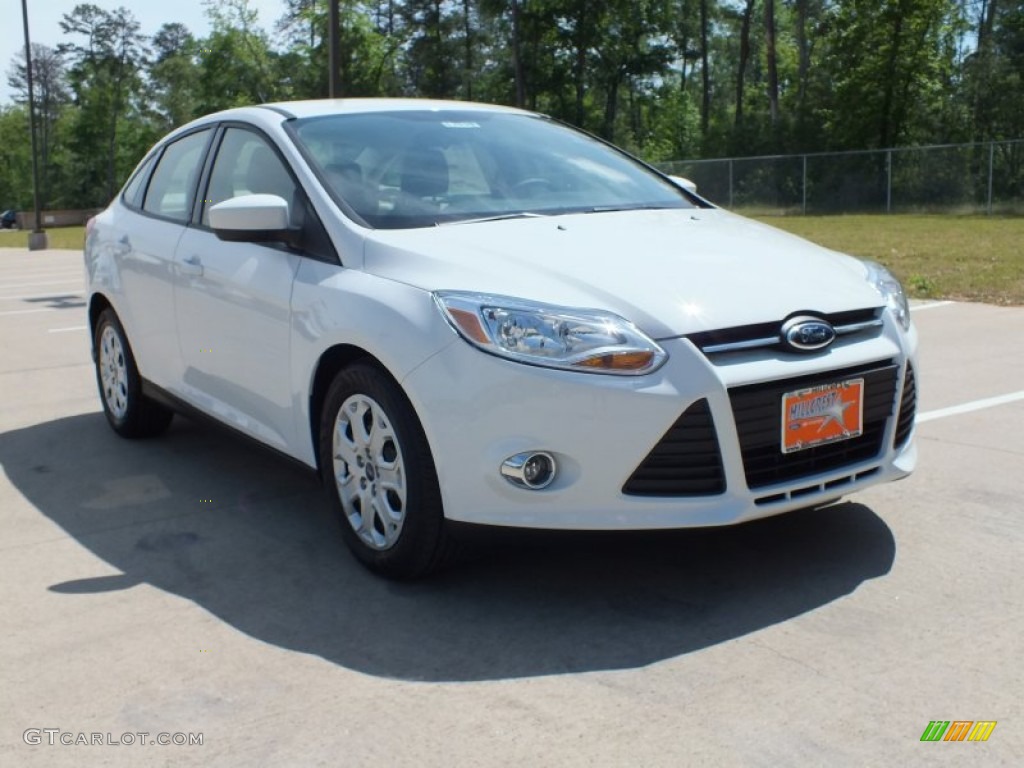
[121,153,157,209]
[142,129,211,222]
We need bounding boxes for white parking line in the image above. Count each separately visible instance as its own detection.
[47,325,88,333]
[0,279,83,289]
[0,307,73,316]
[919,391,1024,423]
[0,272,81,280]
[911,300,955,312]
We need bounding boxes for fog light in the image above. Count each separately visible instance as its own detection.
[500,451,557,490]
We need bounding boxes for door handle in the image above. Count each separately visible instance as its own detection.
[180,255,204,276]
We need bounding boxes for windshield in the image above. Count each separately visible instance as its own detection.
[289,110,695,229]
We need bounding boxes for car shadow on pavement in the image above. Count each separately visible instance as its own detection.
[1,413,896,682]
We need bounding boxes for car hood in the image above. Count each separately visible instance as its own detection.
[362,208,883,339]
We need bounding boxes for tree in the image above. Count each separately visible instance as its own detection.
[277,0,321,48]
[824,0,964,149]
[59,4,149,205]
[590,0,672,142]
[764,0,779,126]
[149,23,200,129]
[669,0,702,94]
[1,0,1019,212]
[734,0,755,129]
[699,0,711,137]
[402,0,461,98]
[275,1,404,99]
[0,105,34,209]
[196,0,279,111]
[792,0,813,141]
[478,0,552,109]
[7,44,70,208]
[967,0,1024,141]
[510,0,525,106]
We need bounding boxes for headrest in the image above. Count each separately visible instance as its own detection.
[246,146,293,200]
[399,148,448,198]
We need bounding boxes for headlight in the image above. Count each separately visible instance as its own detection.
[434,291,667,375]
[865,261,911,331]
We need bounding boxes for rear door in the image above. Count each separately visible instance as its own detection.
[115,128,213,387]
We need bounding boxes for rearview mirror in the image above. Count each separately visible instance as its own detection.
[209,194,294,243]
[669,175,698,194]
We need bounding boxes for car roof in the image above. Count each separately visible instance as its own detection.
[156,98,540,150]
[259,98,533,120]
[185,99,534,126]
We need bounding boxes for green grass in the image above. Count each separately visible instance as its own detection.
[7,216,1023,305]
[754,214,1024,305]
[0,226,87,250]
[45,226,87,250]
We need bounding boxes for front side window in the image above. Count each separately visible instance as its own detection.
[142,129,211,221]
[202,128,298,226]
[289,111,695,229]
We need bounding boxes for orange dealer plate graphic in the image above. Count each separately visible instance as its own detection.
[781,378,865,454]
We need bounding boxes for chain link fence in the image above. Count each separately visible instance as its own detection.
[658,140,1024,215]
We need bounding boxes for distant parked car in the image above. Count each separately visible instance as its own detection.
[1,210,17,229]
[84,98,918,578]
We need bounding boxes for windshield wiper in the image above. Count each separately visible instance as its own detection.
[583,204,681,214]
[438,211,550,226]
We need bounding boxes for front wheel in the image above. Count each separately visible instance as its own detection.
[93,308,173,438]
[319,363,452,579]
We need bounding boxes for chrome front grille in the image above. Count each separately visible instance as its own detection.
[687,308,883,356]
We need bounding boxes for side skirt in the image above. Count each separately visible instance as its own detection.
[140,379,321,480]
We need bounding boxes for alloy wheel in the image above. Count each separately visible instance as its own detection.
[332,394,408,550]
[99,324,129,419]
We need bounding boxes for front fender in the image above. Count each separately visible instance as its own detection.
[289,260,458,466]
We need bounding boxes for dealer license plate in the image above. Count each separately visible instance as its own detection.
[781,378,865,454]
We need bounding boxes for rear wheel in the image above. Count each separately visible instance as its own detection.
[94,308,173,438]
[319,363,451,578]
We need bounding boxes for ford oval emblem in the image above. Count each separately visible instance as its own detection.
[781,316,836,352]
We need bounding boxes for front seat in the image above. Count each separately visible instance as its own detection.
[246,146,294,198]
[245,146,299,221]
[393,148,448,216]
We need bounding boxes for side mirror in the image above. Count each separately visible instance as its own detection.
[669,175,698,194]
[209,194,295,244]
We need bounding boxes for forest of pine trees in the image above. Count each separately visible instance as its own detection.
[2,0,1023,210]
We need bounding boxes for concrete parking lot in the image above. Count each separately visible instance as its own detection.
[1,246,1021,767]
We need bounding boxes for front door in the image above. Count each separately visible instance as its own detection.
[172,127,302,452]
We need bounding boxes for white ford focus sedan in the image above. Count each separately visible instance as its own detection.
[85,99,918,577]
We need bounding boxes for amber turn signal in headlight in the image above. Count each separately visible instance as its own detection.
[434,291,667,375]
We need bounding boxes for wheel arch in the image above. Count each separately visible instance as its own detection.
[308,344,406,476]
[87,293,114,361]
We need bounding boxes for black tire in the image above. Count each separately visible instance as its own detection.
[93,308,173,438]
[318,362,452,579]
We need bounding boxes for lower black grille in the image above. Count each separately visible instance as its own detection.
[729,361,900,489]
[893,364,917,449]
[623,399,726,496]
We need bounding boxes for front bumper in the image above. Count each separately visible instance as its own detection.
[402,315,918,529]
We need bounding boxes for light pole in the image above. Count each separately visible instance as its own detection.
[20,0,48,250]
[328,0,340,98]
